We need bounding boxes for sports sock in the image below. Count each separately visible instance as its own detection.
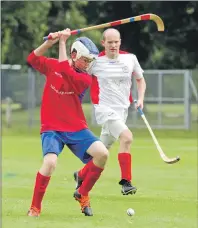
[78,160,103,196]
[78,160,92,180]
[118,153,132,182]
[30,172,51,211]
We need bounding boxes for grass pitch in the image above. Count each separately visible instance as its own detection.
[2,133,197,228]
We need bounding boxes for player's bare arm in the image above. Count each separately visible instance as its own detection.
[136,77,146,109]
[58,29,71,62]
[34,31,61,56]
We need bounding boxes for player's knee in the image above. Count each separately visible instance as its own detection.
[98,147,109,162]
[95,147,109,168]
[43,153,57,172]
[94,143,109,163]
[89,142,109,168]
[120,129,133,146]
[87,141,109,166]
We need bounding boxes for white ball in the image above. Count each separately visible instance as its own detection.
[127,208,135,216]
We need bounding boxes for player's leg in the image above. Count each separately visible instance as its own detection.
[100,122,116,150]
[74,140,108,216]
[118,128,137,195]
[73,139,109,190]
[74,162,91,190]
[74,124,113,190]
[66,129,108,216]
[28,131,64,217]
[71,128,109,188]
[79,140,108,190]
[107,119,137,195]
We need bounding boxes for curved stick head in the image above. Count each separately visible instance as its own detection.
[164,156,180,164]
[150,14,165,31]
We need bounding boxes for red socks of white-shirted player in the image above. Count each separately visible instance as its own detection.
[118,153,132,181]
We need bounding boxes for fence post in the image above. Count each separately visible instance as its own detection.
[158,72,163,128]
[5,97,12,128]
[28,67,36,129]
[189,70,198,101]
[184,70,190,129]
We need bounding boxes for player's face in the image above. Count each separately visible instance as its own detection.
[75,56,93,71]
[101,32,121,59]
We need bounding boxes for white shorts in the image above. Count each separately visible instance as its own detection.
[94,105,128,125]
[100,119,128,149]
[94,105,129,149]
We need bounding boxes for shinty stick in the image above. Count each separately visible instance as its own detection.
[43,13,164,41]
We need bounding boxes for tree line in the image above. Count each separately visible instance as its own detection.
[2,1,198,69]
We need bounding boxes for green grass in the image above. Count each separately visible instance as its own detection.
[2,134,197,228]
[146,103,197,114]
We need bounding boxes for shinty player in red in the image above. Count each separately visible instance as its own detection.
[27,29,109,217]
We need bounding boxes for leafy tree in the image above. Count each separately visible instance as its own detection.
[1,1,52,64]
[82,1,198,69]
[1,1,198,108]
[45,1,102,58]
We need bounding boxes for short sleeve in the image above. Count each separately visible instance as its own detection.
[132,55,144,79]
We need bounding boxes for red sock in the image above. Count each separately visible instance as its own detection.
[78,161,103,196]
[118,153,132,182]
[78,161,92,180]
[30,172,51,211]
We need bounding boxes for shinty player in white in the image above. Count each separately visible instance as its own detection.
[91,28,146,195]
[74,28,146,196]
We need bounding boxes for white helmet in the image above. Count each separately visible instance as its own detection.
[71,37,99,61]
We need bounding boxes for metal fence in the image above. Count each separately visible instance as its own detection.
[131,70,191,129]
[1,65,45,128]
[1,66,197,129]
[91,70,197,129]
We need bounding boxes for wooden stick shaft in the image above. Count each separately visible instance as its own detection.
[43,13,164,40]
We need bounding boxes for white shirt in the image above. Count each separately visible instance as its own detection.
[89,52,144,124]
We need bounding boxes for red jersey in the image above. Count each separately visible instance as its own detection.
[27,51,92,133]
